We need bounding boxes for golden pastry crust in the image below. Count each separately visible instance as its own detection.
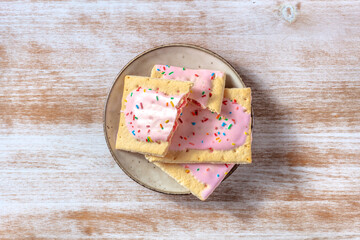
[146,88,252,163]
[151,66,226,113]
[154,162,206,200]
[115,75,193,157]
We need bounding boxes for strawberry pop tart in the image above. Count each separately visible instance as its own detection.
[151,65,226,113]
[154,162,235,200]
[147,88,252,163]
[115,76,193,157]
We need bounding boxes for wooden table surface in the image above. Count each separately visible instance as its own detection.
[1,1,359,239]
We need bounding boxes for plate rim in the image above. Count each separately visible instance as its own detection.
[103,43,246,195]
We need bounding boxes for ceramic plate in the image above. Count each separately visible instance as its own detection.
[104,44,246,195]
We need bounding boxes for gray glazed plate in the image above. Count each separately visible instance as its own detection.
[104,44,246,195]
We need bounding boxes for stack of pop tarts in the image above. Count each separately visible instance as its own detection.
[116,65,252,200]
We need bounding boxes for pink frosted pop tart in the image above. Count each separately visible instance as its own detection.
[154,162,235,200]
[146,88,252,163]
[151,65,226,113]
[116,76,193,157]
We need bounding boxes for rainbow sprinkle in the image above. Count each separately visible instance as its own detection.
[147,136,153,142]
[228,124,233,129]
[165,120,169,123]
[160,124,164,129]
[136,105,139,109]
[130,92,133,97]
[170,101,174,107]
[156,96,159,101]
[169,71,174,75]
[191,122,196,125]
[131,130,135,136]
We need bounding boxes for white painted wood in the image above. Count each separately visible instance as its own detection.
[1,0,359,239]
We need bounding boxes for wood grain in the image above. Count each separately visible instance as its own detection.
[1,0,359,239]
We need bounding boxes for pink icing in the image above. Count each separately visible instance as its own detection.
[124,87,187,142]
[155,65,224,109]
[183,163,235,200]
[169,99,251,151]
